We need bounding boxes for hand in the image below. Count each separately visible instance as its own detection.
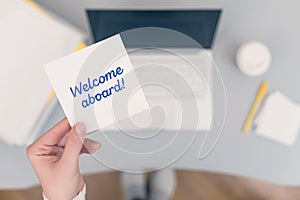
[27,118,101,200]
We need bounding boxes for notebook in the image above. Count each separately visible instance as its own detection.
[0,0,85,145]
[254,91,300,146]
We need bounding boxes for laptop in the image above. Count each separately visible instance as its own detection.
[87,10,221,131]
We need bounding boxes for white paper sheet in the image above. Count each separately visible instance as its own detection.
[0,0,84,145]
[254,91,300,146]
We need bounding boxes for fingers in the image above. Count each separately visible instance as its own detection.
[57,129,95,147]
[36,118,71,146]
[81,139,101,154]
[27,118,69,161]
[60,123,86,165]
[26,144,65,163]
[57,132,70,147]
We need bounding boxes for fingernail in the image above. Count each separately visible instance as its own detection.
[86,141,101,151]
[91,142,101,153]
[76,123,86,138]
[93,141,101,149]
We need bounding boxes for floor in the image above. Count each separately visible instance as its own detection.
[1,171,300,200]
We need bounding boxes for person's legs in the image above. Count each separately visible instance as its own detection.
[149,169,177,200]
[121,172,147,200]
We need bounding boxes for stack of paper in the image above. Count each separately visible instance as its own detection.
[254,91,300,146]
[0,0,85,145]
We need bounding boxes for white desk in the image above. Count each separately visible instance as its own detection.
[1,0,300,189]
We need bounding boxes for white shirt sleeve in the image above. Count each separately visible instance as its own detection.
[43,184,86,200]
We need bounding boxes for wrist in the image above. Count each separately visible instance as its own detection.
[43,183,86,200]
[77,178,85,196]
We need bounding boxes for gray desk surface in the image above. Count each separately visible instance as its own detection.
[1,0,300,189]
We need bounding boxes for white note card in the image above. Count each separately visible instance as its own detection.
[254,91,300,146]
[45,34,149,133]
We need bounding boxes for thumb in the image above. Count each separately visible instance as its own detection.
[61,123,86,165]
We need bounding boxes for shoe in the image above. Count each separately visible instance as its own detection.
[149,169,177,200]
[121,172,147,200]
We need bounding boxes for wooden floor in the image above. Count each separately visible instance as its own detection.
[1,170,300,200]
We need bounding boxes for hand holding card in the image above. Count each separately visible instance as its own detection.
[44,34,149,133]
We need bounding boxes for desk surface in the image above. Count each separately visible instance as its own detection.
[2,0,300,189]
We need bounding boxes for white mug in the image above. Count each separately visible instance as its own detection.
[236,41,271,77]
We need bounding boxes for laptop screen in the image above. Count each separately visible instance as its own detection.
[87,10,221,49]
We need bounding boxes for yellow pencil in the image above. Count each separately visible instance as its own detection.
[242,81,268,134]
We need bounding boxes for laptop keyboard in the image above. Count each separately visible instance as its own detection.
[129,50,213,98]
